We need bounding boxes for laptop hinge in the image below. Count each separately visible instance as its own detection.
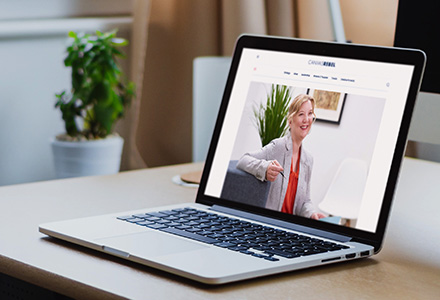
[211,205,351,243]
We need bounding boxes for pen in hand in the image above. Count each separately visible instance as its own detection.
[271,161,285,178]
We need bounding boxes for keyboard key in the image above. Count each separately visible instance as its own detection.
[175,213,189,218]
[147,212,168,218]
[214,242,236,248]
[147,223,167,230]
[160,210,179,215]
[198,230,214,236]
[160,227,219,244]
[209,233,225,239]
[136,221,155,226]
[265,249,301,259]
[156,219,171,224]
[252,253,267,258]
[264,256,280,262]
[176,225,191,230]
[126,218,145,223]
[228,246,249,251]
[132,214,149,219]
[117,215,134,220]
[166,222,181,227]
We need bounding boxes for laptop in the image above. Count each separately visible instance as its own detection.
[39,35,425,285]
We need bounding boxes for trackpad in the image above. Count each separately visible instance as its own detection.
[97,230,208,258]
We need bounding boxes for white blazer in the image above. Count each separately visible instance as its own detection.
[236,132,315,218]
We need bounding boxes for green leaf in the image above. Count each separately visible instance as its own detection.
[111,38,128,46]
[254,84,291,147]
[94,104,114,135]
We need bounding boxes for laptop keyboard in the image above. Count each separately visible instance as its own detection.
[117,207,349,262]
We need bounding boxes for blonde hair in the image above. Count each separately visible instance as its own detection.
[287,94,316,122]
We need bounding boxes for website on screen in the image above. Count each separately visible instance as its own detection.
[205,48,414,233]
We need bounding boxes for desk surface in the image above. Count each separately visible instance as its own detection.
[0,158,439,299]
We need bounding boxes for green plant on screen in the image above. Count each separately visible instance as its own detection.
[254,84,291,147]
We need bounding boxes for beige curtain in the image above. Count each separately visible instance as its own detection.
[120,0,398,170]
[117,0,151,170]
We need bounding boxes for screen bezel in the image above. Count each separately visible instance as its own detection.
[195,35,425,252]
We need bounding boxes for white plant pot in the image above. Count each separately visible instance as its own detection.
[51,135,124,179]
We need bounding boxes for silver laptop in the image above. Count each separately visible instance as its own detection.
[39,35,425,285]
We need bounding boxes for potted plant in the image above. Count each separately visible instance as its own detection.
[52,30,135,178]
[254,84,291,147]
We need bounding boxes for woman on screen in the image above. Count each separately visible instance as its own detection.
[237,94,325,220]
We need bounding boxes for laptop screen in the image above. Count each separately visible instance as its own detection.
[200,36,424,239]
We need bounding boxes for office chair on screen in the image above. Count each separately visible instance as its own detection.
[318,158,368,227]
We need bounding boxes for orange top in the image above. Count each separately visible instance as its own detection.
[281,151,301,214]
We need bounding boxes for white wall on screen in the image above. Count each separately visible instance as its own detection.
[304,94,385,205]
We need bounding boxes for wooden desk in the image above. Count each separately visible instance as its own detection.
[0,158,439,299]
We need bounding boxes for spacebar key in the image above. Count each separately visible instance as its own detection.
[160,227,218,244]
